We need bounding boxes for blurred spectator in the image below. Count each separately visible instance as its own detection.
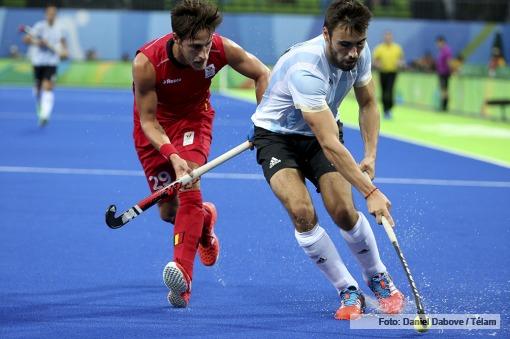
[121,52,131,62]
[409,51,435,72]
[450,54,464,75]
[373,31,404,119]
[9,45,22,59]
[85,49,97,61]
[435,35,452,111]
[488,47,506,77]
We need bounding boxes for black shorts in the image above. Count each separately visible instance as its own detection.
[253,121,344,189]
[33,65,57,82]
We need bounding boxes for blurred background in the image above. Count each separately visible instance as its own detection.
[0,0,509,121]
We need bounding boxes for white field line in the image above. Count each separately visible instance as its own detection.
[0,165,509,188]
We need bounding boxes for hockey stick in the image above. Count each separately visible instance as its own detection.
[19,25,58,54]
[364,173,427,319]
[380,216,427,317]
[105,140,252,229]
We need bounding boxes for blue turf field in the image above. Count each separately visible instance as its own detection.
[0,87,509,338]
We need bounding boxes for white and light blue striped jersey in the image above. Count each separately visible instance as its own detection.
[251,34,372,136]
[28,20,65,66]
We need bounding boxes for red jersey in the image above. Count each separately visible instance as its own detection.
[133,32,228,126]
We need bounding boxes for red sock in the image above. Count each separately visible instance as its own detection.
[203,204,212,228]
[201,204,213,246]
[173,190,204,281]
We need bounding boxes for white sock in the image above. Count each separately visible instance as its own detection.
[40,90,54,120]
[340,212,387,282]
[295,224,358,292]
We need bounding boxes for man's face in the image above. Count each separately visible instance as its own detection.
[323,25,366,71]
[175,29,213,70]
[46,6,57,24]
[384,32,393,44]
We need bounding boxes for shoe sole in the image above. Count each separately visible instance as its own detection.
[163,262,188,308]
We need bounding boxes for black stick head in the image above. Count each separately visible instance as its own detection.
[105,204,124,229]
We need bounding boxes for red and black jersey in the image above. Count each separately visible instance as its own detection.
[133,32,228,125]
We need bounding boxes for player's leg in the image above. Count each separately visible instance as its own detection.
[32,66,43,117]
[387,72,397,114]
[318,164,405,315]
[38,66,57,126]
[164,161,203,308]
[296,129,364,319]
[254,126,359,319]
[439,74,449,111]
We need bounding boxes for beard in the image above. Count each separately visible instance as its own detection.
[327,43,358,71]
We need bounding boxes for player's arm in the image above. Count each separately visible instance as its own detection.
[303,108,392,225]
[132,53,190,178]
[59,33,69,59]
[354,79,379,179]
[222,37,270,104]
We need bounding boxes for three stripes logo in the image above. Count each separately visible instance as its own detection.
[269,157,281,169]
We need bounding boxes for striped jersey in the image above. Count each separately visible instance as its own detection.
[251,34,372,136]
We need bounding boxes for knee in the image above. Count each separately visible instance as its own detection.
[159,199,178,224]
[288,201,316,232]
[160,209,175,224]
[332,208,358,231]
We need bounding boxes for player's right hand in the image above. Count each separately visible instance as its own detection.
[366,189,395,226]
[169,154,192,179]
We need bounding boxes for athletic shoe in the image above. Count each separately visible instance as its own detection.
[38,117,48,127]
[335,285,365,320]
[198,202,220,266]
[368,272,405,314]
[163,261,191,308]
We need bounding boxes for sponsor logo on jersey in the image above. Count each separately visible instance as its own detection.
[204,64,216,78]
[183,131,195,146]
[162,78,182,85]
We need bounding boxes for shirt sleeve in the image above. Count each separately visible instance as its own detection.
[288,68,328,112]
[354,44,372,88]
[32,22,43,38]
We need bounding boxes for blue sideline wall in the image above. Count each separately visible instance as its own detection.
[0,7,508,65]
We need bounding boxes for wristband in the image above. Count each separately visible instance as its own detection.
[159,143,178,160]
[364,187,378,199]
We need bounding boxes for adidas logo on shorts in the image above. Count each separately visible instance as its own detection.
[269,157,281,169]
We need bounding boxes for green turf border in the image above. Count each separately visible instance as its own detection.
[222,88,510,168]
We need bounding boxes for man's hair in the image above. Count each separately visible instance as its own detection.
[436,35,446,42]
[323,0,372,35]
[171,0,222,40]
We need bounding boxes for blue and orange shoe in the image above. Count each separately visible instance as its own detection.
[198,202,220,266]
[335,286,365,320]
[368,272,405,314]
[163,261,191,308]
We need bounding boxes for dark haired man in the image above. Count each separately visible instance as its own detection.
[22,5,68,126]
[132,0,269,308]
[251,0,404,319]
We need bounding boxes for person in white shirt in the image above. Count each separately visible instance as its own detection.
[22,5,68,126]
[251,0,404,320]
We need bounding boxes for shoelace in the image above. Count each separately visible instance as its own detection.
[370,274,392,298]
[340,287,362,306]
